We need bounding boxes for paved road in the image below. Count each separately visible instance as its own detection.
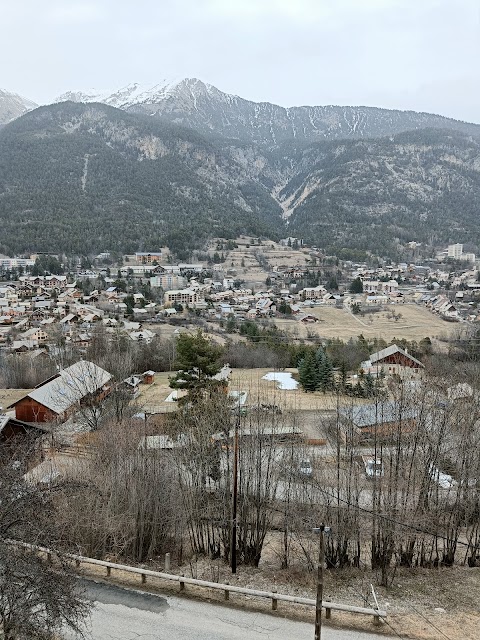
[65,579,397,640]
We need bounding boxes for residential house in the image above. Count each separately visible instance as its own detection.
[129,329,155,343]
[8,361,112,423]
[361,344,424,377]
[135,252,163,264]
[123,375,142,398]
[339,401,418,444]
[302,285,326,300]
[164,288,200,307]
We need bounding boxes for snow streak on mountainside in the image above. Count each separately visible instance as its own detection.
[56,78,480,144]
[0,89,38,125]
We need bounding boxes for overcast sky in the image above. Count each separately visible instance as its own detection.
[2,0,479,122]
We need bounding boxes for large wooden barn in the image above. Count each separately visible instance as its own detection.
[8,361,112,423]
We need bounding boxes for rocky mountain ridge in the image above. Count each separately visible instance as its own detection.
[56,78,480,144]
[3,77,480,143]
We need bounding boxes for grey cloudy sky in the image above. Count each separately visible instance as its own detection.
[2,0,480,121]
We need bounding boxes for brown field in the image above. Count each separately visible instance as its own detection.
[229,368,366,412]
[0,388,30,410]
[215,236,311,289]
[137,368,358,415]
[136,371,186,413]
[275,304,459,342]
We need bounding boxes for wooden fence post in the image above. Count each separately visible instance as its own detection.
[272,588,278,611]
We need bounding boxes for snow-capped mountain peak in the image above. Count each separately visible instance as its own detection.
[0,88,38,125]
[55,79,184,110]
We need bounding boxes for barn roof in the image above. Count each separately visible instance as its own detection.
[339,402,419,428]
[20,361,111,415]
[369,344,424,368]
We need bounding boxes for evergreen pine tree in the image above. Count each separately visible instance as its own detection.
[299,352,320,392]
[364,372,375,397]
[318,354,334,392]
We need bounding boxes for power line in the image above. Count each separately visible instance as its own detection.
[309,479,476,551]
[346,584,404,640]
[351,556,454,640]
[406,601,453,640]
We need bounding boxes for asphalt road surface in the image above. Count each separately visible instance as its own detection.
[65,579,398,640]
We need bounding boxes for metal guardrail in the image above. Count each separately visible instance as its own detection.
[12,541,387,624]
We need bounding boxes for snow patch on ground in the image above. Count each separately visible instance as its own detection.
[262,372,298,390]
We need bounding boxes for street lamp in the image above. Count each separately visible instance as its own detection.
[312,525,331,640]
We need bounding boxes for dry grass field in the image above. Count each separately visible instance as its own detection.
[136,371,186,413]
[229,367,364,412]
[136,368,353,415]
[275,304,459,342]
[214,236,310,289]
[0,388,30,410]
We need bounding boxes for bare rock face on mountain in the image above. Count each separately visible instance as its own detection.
[0,89,37,125]
[56,78,480,144]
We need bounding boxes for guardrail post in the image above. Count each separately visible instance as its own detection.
[165,553,171,571]
[141,573,146,584]
[325,602,331,619]
[75,559,80,568]
[47,552,52,563]
[180,574,185,591]
[224,582,230,600]
[373,613,380,625]
[272,588,278,611]
[106,566,111,577]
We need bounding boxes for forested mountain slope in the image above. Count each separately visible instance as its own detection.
[1,102,480,258]
[0,102,283,256]
[271,130,480,256]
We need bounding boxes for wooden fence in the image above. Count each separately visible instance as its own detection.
[12,541,387,624]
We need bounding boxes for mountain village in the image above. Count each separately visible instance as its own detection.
[1,239,479,353]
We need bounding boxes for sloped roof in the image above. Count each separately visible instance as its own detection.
[339,402,419,428]
[369,344,424,368]
[25,361,111,414]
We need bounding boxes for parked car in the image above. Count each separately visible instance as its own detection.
[299,459,313,476]
[361,456,384,478]
[429,463,456,489]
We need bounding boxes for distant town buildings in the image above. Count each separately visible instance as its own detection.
[447,244,476,263]
[134,252,163,264]
[164,288,199,307]
[0,255,36,269]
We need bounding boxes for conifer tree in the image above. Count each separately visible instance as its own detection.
[317,350,334,392]
[298,352,319,392]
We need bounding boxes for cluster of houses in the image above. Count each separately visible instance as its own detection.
[350,260,480,322]
[0,276,158,352]
[1,241,480,355]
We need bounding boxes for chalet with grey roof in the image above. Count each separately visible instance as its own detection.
[8,361,112,423]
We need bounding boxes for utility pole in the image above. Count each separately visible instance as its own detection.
[231,411,239,574]
[313,525,325,640]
